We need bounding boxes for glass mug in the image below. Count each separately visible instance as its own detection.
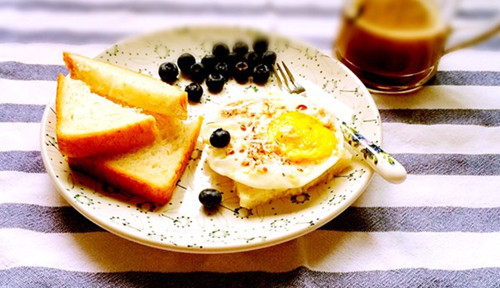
[335,0,500,94]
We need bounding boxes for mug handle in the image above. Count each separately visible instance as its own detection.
[445,16,500,54]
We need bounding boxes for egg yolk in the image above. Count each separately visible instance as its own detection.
[267,111,337,162]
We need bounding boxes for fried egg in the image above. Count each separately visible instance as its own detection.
[203,91,347,190]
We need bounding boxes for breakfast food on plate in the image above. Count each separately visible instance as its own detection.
[56,51,204,205]
[158,62,179,84]
[234,150,351,208]
[162,38,276,101]
[185,83,203,103]
[68,116,203,204]
[57,46,346,209]
[63,52,188,119]
[203,91,352,208]
[55,74,158,158]
[198,188,223,209]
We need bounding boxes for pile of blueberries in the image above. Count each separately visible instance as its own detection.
[158,37,277,102]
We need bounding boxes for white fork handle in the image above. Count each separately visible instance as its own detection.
[340,122,407,183]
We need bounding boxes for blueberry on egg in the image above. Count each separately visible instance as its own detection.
[210,128,230,148]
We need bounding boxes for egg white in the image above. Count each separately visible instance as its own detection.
[203,91,345,190]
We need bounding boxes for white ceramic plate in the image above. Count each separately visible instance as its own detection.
[40,26,380,253]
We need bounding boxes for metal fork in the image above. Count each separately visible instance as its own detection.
[274,61,305,94]
[274,62,407,184]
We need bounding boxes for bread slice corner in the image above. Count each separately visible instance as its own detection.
[63,51,188,119]
[68,115,204,205]
[55,74,158,158]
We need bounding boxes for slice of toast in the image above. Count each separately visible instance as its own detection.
[68,116,203,205]
[55,74,158,158]
[234,149,352,208]
[63,52,188,119]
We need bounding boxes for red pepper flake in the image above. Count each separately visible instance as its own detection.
[228,150,235,155]
[240,124,247,131]
[296,104,308,111]
[239,149,245,153]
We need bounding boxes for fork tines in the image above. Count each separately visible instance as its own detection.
[274,62,305,94]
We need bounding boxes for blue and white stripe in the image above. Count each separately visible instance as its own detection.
[1,0,500,286]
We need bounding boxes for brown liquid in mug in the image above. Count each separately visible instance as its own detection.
[335,0,449,92]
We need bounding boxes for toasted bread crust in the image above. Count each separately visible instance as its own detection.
[68,116,204,205]
[57,121,157,158]
[55,74,158,158]
[63,52,188,119]
[68,156,167,202]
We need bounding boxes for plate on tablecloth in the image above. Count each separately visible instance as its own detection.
[41,26,379,253]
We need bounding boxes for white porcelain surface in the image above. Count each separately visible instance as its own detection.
[40,26,380,253]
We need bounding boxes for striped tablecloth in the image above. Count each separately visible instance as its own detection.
[1,0,499,286]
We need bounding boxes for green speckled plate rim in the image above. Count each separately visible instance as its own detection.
[40,25,380,254]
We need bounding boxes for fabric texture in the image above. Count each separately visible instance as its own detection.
[1,0,500,286]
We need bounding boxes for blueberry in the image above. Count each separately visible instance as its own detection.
[185,82,203,102]
[158,62,179,83]
[212,42,230,59]
[233,41,249,56]
[214,62,229,81]
[261,51,277,66]
[177,53,196,75]
[226,52,240,73]
[253,37,269,55]
[252,63,271,84]
[189,62,206,83]
[201,54,217,74]
[244,51,259,70]
[233,61,250,84]
[206,73,225,93]
[199,188,222,209]
[210,128,231,148]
